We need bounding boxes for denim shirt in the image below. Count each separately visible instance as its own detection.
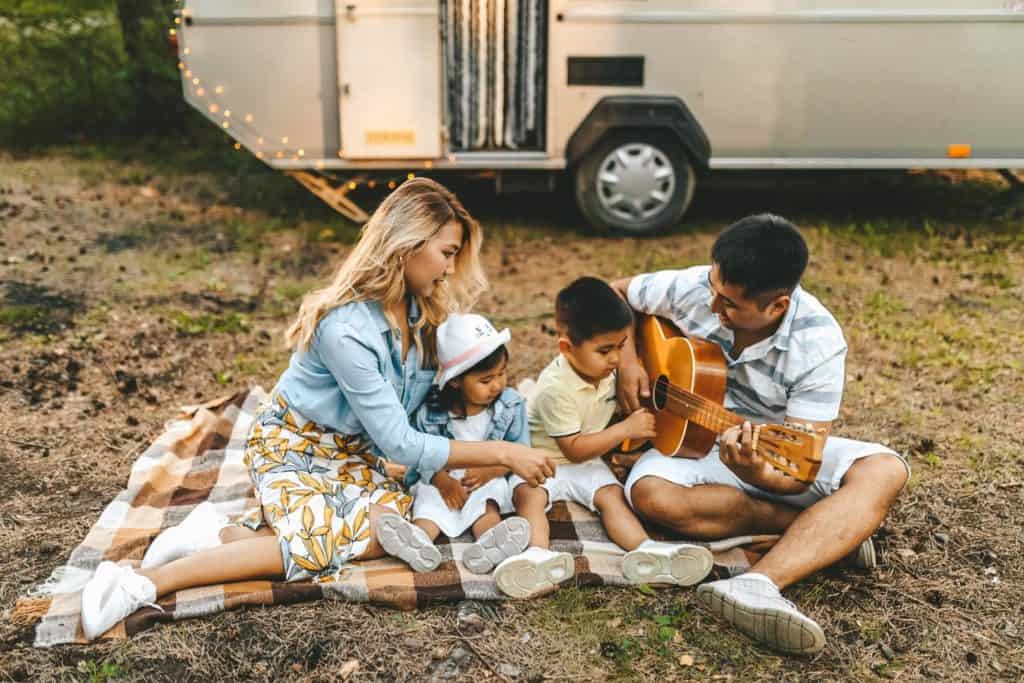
[271,299,449,478]
[406,387,530,485]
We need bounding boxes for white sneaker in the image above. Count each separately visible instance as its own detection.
[463,517,531,575]
[376,513,442,573]
[696,573,826,655]
[622,541,714,586]
[493,546,575,599]
[80,561,161,641]
[141,502,228,569]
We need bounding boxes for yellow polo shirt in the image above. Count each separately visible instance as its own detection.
[527,354,618,465]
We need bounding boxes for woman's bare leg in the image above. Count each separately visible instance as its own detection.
[218,525,274,544]
[138,536,284,598]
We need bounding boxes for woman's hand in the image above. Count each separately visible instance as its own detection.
[616,361,650,415]
[433,471,469,510]
[502,444,556,487]
[461,466,508,491]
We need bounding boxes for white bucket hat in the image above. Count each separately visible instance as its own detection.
[435,313,511,387]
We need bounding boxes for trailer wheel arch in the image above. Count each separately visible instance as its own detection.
[567,97,709,235]
[565,96,712,172]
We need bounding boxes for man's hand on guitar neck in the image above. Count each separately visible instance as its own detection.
[720,421,812,495]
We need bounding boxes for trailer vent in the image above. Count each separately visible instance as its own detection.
[443,0,548,151]
[568,57,644,87]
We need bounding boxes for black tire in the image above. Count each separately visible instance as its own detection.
[573,130,696,236]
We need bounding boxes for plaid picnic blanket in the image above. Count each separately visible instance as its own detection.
[14,387,779,647]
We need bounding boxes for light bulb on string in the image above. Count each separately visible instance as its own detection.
[348,182,357,190]
[245,114,253,123]
[224,110,231,117]
[196,87,205,97]
[407,172,415,180]
[298,149,305,157]
[281,137,289,144]
[215,85,224,94]
[234,143,242,150]
[222,121,230,129]
[368,180,377,189]
[184,48,191,55]
[388,181,397,189]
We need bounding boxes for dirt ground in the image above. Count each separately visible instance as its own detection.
[0,150,1022,681]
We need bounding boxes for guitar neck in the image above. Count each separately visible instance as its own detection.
[659,382,746,435]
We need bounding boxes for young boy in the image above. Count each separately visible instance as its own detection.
[493,277,714,599]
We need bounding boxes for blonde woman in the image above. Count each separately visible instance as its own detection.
[80,179,556,640]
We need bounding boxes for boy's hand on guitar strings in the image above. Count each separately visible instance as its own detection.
[622,408,658,441]
[616,362,650,415]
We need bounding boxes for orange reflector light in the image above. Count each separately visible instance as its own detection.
[947,144,971,159]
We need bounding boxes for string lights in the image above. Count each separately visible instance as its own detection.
[170,1,427,195]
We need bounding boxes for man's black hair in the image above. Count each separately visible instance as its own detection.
[555,277,634,346]
[711,214,809,305]
[430,344,509,416]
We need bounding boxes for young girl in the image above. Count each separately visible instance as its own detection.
[375,313,531,574]
[79,179,556,640]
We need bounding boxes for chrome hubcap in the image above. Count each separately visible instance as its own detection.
[596,143,676,223]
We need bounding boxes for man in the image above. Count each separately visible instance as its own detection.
[611,214,909,655]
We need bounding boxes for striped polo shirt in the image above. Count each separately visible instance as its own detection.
[627,265,847,423]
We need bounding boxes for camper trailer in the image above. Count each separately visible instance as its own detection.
[175,0,1024,234]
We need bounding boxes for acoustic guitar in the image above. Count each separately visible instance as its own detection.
[622,315,825,484]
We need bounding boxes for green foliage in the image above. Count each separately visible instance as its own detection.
[0,0,184,145]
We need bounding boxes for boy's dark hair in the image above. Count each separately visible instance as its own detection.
[430,344,509,415]
[555,277,634,346]
[711,214,809,306]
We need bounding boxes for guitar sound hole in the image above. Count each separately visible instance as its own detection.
[653,376,669,411]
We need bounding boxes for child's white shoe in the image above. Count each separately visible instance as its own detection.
[80,561,161,641]
[622,540,714,587]
[141,502,229,569]
[463,516,531,575]
[376,513,442,573]
[493,546,575,599]
[696,572,826,655]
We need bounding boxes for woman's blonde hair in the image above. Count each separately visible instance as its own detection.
[285,178,486,367]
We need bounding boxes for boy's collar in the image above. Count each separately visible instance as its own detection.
[557,354,613,392]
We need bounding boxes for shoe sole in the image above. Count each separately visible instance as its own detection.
[463,517,531,575]
[622,545,714,587]
[376,514,442,573]
[856,538,877,570]
[494,551,575,599]
[696,584,826,655]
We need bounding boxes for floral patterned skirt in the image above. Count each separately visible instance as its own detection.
[242,394,412,582]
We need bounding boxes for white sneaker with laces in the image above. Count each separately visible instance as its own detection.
[80,561,161,641]
[696,573,826,655]
[622,540,714,586]
[375,513,442,573]
[493,546,575,599]
[141,501,229,569]
[463,516,531,575]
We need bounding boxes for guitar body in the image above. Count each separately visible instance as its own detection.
[635,315,728,458]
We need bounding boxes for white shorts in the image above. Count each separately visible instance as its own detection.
[411,475,513,538]
[509,460,621,512]
[624,436,909,510]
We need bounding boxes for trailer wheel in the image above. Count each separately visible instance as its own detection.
[574,131,696,236]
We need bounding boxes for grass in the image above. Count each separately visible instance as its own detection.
[1,148,1023,680]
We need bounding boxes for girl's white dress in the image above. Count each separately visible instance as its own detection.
[410,408,514,538]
